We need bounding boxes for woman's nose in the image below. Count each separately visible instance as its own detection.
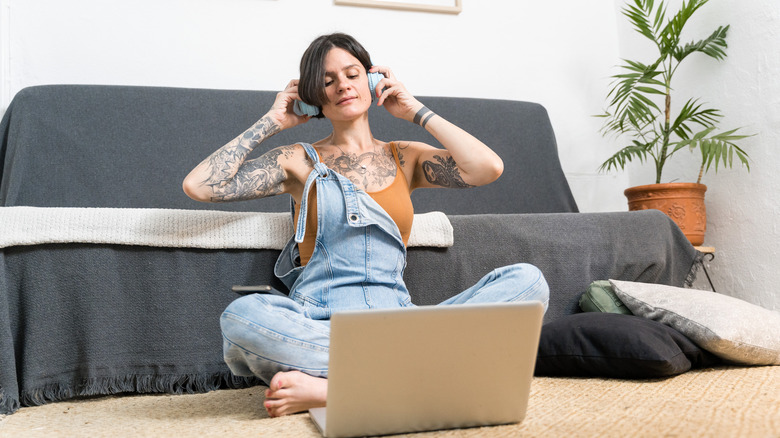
[336,78,351,92]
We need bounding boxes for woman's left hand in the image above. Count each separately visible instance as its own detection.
[370,66,424,123]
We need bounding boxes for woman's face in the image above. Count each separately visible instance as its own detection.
[319,47,372,121]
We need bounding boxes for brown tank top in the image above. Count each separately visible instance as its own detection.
[295,142,414,266]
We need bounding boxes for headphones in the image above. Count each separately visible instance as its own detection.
[293,71,385,117]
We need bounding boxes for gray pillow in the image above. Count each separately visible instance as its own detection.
[610,279,780,365]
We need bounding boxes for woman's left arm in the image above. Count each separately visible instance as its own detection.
[371,66,503,190]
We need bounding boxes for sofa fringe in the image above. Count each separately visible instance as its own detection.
[685,251,705,287]
[1,388,21,415]
[13,372,261,412]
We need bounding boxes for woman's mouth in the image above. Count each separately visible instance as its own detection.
[337,96,357,105]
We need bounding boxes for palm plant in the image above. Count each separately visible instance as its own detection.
[599,0,750,184]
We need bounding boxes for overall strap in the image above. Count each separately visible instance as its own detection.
[295,143,329,243]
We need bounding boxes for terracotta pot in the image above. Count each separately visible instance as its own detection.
[624,183,707,246]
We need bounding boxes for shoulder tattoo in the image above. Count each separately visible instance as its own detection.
[395,142,410,167]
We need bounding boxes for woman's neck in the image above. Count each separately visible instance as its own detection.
[321,115,378,152]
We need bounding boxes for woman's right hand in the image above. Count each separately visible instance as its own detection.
[265,80,311,131]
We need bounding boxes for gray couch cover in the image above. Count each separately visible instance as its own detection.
[0,85,699,414]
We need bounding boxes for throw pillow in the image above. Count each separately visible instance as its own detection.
[535,312,717,379]
[579,280,633,314]
[610,279,780,366]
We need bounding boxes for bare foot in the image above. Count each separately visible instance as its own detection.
[264,371,328,417]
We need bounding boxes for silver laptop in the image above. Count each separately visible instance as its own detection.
[308,301,544,437]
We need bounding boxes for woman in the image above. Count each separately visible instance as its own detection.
[183,33,549,417]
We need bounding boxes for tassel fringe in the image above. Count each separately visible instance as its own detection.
[1,372,262,415]
[685,251,705,287]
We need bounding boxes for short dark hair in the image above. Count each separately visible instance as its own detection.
[298,33,372,118]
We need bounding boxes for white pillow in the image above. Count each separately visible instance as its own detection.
[609,279,780,366]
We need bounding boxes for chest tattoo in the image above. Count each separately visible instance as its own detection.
[321,147,396,192]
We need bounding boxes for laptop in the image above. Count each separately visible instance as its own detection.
[308,301,545,437]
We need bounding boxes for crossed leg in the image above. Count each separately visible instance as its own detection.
[224,264,548,418]
[220,294,330,417]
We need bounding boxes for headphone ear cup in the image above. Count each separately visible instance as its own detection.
[294,100,320,117]
[367,72,384,101]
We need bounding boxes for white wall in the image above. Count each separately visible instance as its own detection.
[1,0,777,309]
[0,0,10,108]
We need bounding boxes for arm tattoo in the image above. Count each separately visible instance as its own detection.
[421,155,475,188]
[208,148,288,202]
[200,116,284,201]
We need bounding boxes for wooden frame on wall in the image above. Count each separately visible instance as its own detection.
[334,0,462,15]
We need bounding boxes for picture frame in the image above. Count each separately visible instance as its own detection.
[334,0,462,15]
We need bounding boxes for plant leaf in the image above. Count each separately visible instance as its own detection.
[671,99,721,140]
[674,25,729,61]
[623,1,656,41]
[599,142,652,173]
[635,86,666,95]
[671,127,753,174]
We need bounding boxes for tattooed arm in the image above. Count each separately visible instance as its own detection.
[183,80,310,202]
[370,66,503,190]
[392,114,504,190]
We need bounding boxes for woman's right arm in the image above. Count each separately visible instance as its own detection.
[182,80,310,202]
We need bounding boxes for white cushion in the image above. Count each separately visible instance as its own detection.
[609,280,780,366]
[0,207,454,249]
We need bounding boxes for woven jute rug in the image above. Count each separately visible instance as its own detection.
[1,366,777,437]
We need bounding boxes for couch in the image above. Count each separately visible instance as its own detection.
[0,84,705,415]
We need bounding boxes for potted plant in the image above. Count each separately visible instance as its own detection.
[599,0,751,246]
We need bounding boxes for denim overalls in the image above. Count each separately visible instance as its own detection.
[220,143,549,384]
